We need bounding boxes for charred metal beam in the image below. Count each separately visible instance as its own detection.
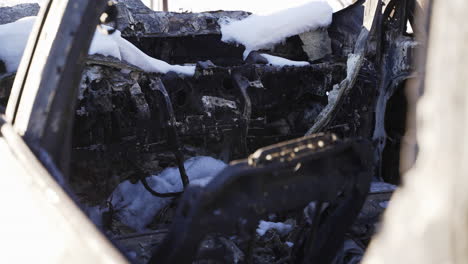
[306,0,383,135]
[150,78,189,187]
[372,0,420,182]
[232,71,252,155]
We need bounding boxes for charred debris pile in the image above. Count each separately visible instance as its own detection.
[72,1,371,201]
[0,0,418,263]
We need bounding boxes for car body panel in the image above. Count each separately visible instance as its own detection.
[0,117,127,263]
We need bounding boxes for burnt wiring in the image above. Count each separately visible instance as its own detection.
[126,155,183,198]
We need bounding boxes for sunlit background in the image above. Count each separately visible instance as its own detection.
[1,0,354,13]
[144,0,353,13]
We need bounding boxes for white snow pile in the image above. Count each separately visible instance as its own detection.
[89,26,195,76]
[261,53,309,67]
[107,156,227,231]
[0,17,195,76]
[220,0,333,58]
[0,16,36,73]
[256,220,293,236]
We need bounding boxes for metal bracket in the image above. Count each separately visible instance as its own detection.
[150,78,189,188]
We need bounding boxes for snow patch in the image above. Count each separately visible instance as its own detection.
[190,176,215,187]
[0,18,195,76]
[89,27,122,60]
[370,181,397,193]
[261,54,309,67]
[256,220,293,236]
[0,16,35,73]
[108,156,226,231]
[92,28,195,76]
[346,53,360,80]
[220,1,332,57]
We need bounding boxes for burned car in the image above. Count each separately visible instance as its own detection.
[0,0,419,263]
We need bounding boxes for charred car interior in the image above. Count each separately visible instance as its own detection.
[0,0,424,263]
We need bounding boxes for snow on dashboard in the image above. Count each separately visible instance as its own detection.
[256,220,294,236]
[0,17,195,76]
[260,53,310,67]
[90,26,196,76]
[220,0,333,58]
[1,0,334,73]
